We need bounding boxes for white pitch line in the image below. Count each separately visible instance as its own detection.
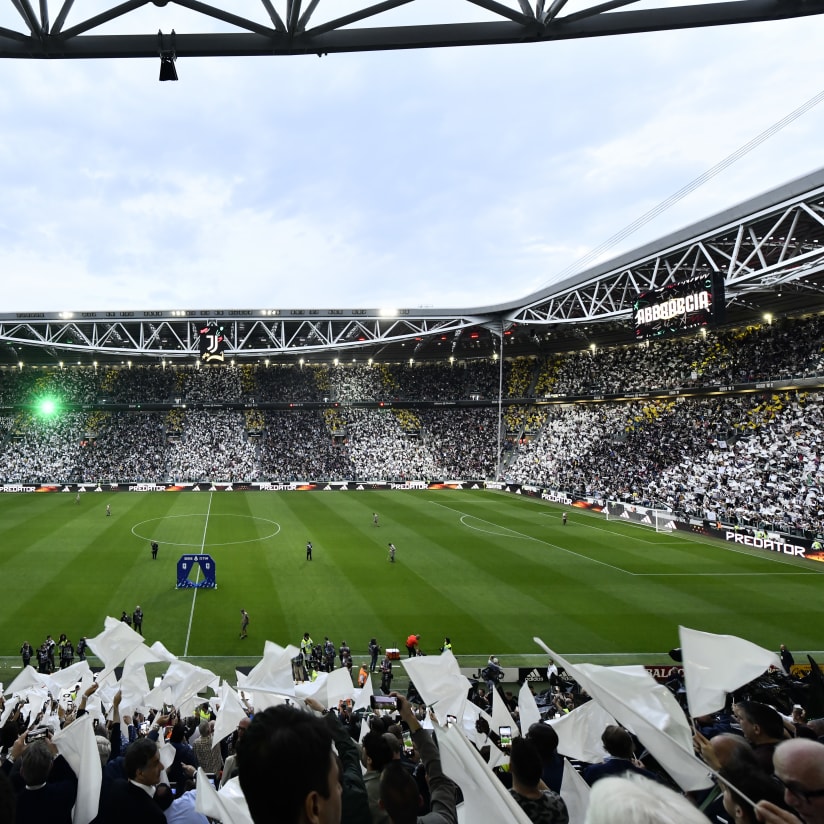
[430,501,635,576]
[541,511,824,574]
[634,572,817,577]
[183,494,212,657]
[540,512,661,544]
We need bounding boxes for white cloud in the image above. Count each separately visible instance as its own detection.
[0,9,823,311]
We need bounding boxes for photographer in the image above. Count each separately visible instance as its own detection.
[481,656,504,696]
[380,654,394,695]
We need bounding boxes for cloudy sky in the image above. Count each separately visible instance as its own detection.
[0,0,822,313]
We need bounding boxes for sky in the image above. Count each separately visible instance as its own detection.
[0,0,823,314]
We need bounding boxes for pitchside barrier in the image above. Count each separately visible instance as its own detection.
[176,554,217,588]
[457,665,687,685]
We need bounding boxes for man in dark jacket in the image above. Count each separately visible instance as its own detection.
[102,737,170,824]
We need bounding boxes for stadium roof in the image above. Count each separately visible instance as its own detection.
[3,2,824,367]
[2,1,823,61]
[2,165,824,366]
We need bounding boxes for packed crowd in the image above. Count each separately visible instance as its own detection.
[166,410,258,483]
[257,410,354,481]
[1,632,823,824]
[504,390,824,537]
[543,314,824,396]
[1,315,824,532]
[1,314,823,407]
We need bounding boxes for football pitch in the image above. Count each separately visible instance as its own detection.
[1,489,822,682]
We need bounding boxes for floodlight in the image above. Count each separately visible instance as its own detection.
[159,55,178,81]
[158,29,178,81]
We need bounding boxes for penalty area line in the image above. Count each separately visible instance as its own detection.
[429,501,635,576]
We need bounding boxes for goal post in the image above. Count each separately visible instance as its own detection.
[604,501,676,532]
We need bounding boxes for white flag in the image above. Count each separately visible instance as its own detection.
[561,757,591,824]
[437,724,533,824]
[212,680,248,747]
[549,700,614,763]
[53,714,101,824]
[517,682,541,732]
[535,638,712,792]
[679,626,782,718]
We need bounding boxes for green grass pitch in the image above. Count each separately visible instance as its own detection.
[1,489,822,683]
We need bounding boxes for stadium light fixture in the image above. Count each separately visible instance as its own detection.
[158,30,178,81]
[159,56,177,81]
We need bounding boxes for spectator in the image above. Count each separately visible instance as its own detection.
[362,730,393,824]
[12,739,77,824]
[378,694,457,824]
[583,726,658,786]
[526,723,564,794]
[191,720,223,779]
[757,738,824,824]
[102,737,170,823]
[238,704,344,824]
[508,736,568,824]
[584,773,709,824]
[733,701,787,773]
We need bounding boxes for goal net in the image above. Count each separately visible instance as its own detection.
[604,501,677,533]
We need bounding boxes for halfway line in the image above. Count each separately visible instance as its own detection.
[183,494,213,657]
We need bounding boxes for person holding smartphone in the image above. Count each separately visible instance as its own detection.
[379,694,458,823]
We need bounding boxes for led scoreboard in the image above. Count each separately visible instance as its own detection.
[633,274,725,341]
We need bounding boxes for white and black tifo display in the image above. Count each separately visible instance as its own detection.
[633,274,725,342]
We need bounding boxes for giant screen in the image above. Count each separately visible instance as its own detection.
[633,274,725,341]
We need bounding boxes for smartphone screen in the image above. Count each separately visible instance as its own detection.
[26,727,49,743]
[499,726,512,750]
[370,695,398,711]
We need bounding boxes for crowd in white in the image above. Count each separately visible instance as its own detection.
[505,390,824,536]
[166,410,258,483]
[0,315,822,532]
[257,410,352,481]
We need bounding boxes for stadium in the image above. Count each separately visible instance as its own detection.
[2,3,824,823]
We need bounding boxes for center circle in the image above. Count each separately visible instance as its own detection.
[131,513,281,547]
